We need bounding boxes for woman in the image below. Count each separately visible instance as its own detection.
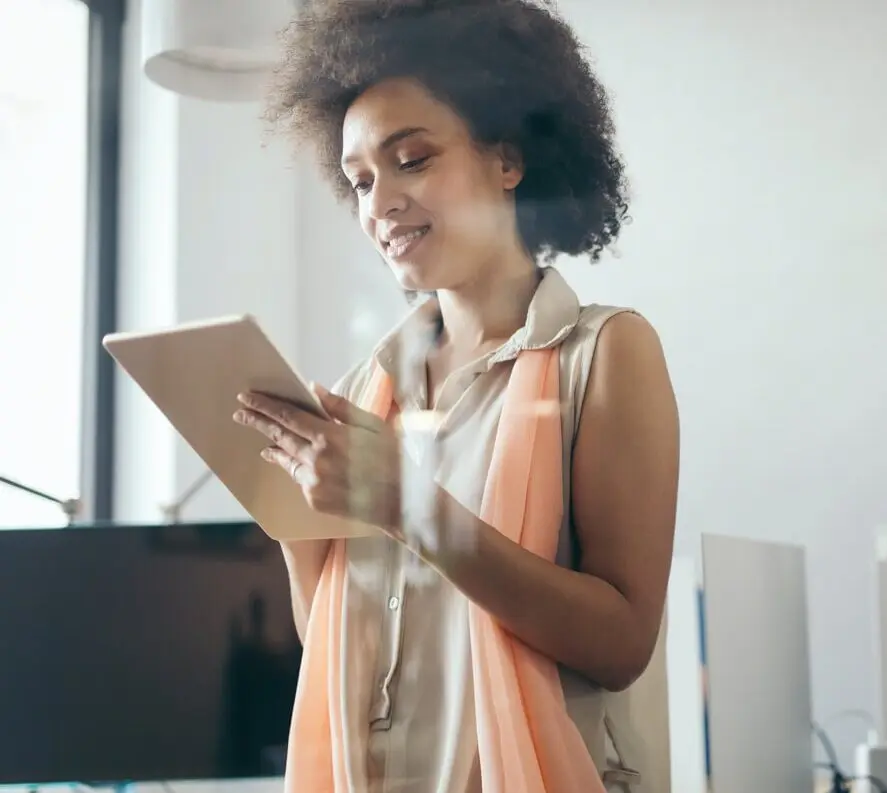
[233,1,679,791]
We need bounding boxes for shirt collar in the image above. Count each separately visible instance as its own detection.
[373,266,581,387]
[487,265,581,364]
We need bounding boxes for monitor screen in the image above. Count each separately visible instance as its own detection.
[0,521,301,785]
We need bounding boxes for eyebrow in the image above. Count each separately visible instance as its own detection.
[342,126,430,166]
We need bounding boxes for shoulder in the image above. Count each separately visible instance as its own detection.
[559,304,675,435]
[330,356,376,402]
[558,303,652,381]
[571,303,649,344]
[564,304,666,377]
[575,307,677,431]
[589,308,665,369]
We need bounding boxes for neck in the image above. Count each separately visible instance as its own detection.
[435,251,541,354]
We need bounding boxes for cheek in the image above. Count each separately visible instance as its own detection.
[358,205,377,244]
[432,173,503,246]
[421,166,475,211]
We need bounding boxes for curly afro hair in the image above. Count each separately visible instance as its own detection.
[265,0,630,263]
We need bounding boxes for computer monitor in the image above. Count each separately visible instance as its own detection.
[0,521,300,785]
[701,533,815,793]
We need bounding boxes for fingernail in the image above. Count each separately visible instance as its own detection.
[260,448,273,461]
[311,381,328,396]
[233,410,245,422]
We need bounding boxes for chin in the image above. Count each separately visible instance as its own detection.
[388,258,447,294]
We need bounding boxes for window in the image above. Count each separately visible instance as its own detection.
[0,0,122,527]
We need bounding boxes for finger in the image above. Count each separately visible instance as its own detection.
[237,392,327,443]
[233,408,313,459]
[312,382,385,432]
[260,446,316,486]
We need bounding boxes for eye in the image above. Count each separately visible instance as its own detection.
[400,156,430,172]
[352,179,372,196]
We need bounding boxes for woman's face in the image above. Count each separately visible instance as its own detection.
[341,77,524,292]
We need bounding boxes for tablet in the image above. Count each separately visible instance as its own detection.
[103,314,374,541]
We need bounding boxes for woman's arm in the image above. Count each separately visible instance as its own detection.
[236,317,678,685]
[272,369,362,640]
[428,312,680,691]
[279,538,331,640]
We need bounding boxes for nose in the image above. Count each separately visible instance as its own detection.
[366,174,408,220]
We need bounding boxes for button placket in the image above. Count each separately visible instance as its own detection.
[369,542,408,730]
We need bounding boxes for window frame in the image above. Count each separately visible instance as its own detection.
[78,0,125,522]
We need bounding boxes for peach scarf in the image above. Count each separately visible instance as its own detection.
[285,347,606,793]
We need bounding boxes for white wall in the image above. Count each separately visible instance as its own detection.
[115,0,887,774]
[558,0,887,769]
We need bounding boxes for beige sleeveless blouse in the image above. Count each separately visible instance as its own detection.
[329,267,670,793]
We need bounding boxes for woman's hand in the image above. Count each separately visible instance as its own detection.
[232,385,405,536]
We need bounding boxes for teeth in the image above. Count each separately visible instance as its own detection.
[387,227,427,255]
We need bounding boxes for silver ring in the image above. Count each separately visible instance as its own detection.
[289,459,301,480]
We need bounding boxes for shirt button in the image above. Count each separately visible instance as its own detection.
[388,595,400,611]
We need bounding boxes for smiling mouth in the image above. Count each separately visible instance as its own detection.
[385,226,430,259]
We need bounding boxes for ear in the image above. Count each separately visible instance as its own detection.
[496,143,525,191]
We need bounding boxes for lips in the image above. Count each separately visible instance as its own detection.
[385,226,430,259]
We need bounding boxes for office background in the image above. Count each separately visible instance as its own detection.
[2,0,886,782]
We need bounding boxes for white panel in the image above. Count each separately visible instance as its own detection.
[666,555,707,793]
[702,534,814,793]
